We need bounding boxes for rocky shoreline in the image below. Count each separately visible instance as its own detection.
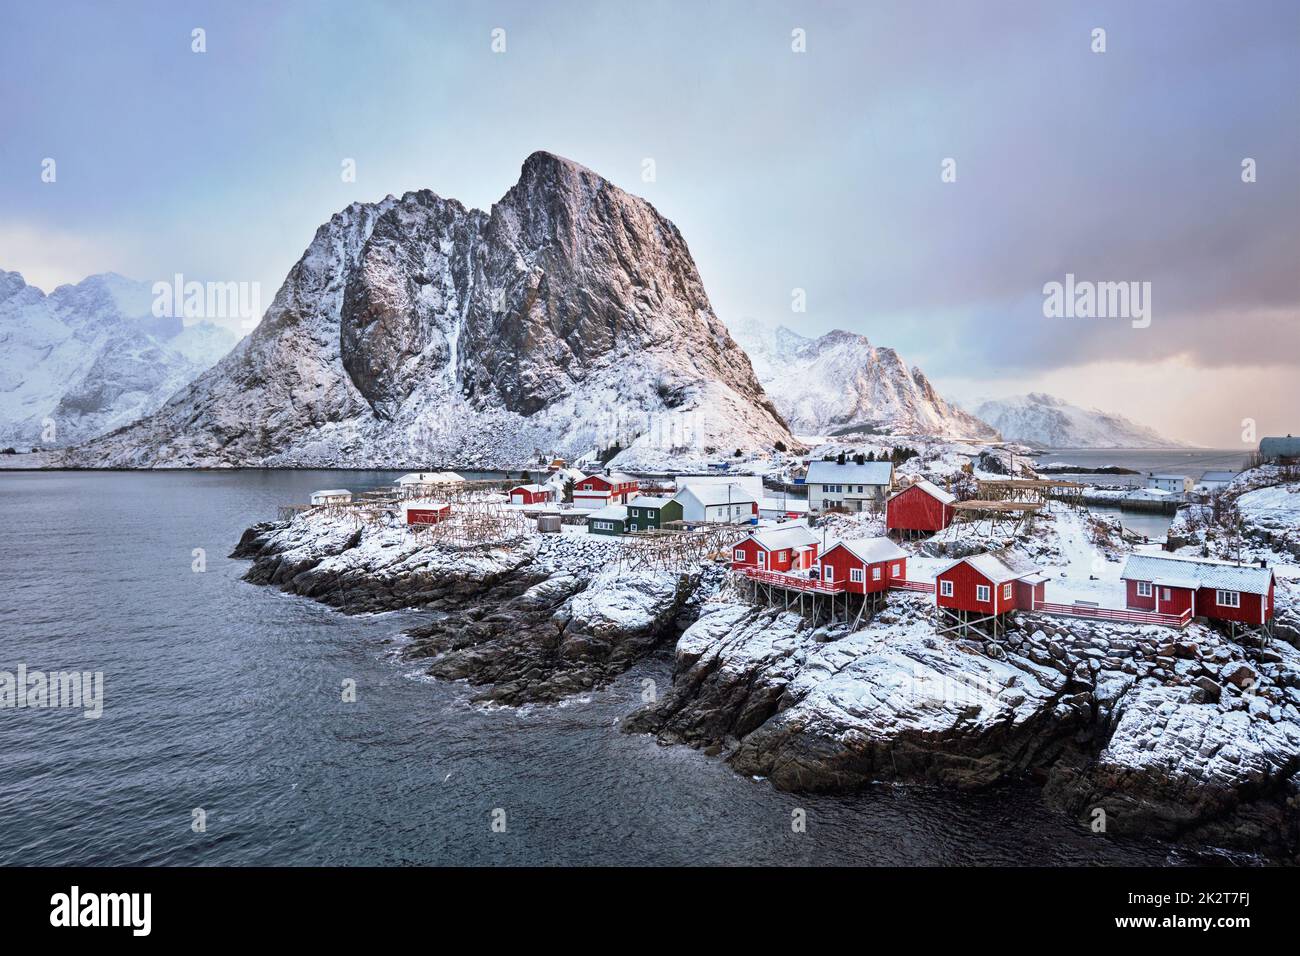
[232,510,1300,861]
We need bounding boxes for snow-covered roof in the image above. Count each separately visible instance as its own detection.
[806,460,894,486]
[889,477,956,505]
[1120,553,1273,596]
[587,504,629,521]
[673,483,757,506]
[740,523,819,553]
[310,489,351,497]
[397,471,464,484]
[628,496,674,508]
[825,536,908,564]
[1198,471,1239,483]
[940,550,1042,584]
[585,471,638,485]
[510,483,549,493]
[1260,436,1300,459]
[675,474,766,500]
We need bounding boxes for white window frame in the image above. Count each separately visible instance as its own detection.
[757,551,766,568]
[734,549,744,561]
[892,563,901,576]
[871,566,882,581]
[1216,590,1240,608]
[1002,583,1012,600]
[939,580,954,597]
[823,565,834,582]
[850,568,864,583]
[976,584,991,602]
[1136,581,1152,597]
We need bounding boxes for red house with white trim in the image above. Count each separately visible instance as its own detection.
[935,552,1047,616]
[402,499,451,526]
[731,524,820,573]
[886,479,956,534]
[817,538,908,594]
[509,483,554,506]
[1120,554,1275,627]
[573,472,640,509]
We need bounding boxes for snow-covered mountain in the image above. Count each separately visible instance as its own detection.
[0,271,238,448]
[971,392,1187,449]
[67,152,793,468]
[731,322,1000,441]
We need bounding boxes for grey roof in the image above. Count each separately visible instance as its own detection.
[1149,473,1189,481]
[673,483,758,507]
[587,471,638,484]
[628,496,674,509]
[939,550,1042,584]
[806,460,894,486]
[1260,436,1300,459]
[1120,553,1273,596]
[1197,471,1239,483]
[825,536,908,564]
[742,523,819,552]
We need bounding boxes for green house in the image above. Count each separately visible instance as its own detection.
[587,504,629,536]
[625,496,683,532]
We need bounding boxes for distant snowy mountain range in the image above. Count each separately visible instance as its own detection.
[970,392,1188,449]
[731,322,999,441]
[0,271,239,448]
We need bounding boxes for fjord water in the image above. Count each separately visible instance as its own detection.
[0,471,1186,865]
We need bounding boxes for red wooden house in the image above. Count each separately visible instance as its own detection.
[886,479,956,534]
[402,499,451,526]
[935,551,1047,638]
[816,537,908,594]
[1120,554,1275,630]
[573,471,640,509]
[731,524,820,573]
[509,483,554,506]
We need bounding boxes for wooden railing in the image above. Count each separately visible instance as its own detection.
[889,579,936,593]
[1034,602,1192,628]
[738,568,845,593]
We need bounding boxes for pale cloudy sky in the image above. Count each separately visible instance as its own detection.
[1,0,1296,446]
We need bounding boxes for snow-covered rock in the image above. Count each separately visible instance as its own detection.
[0,271,238,447]
[732,321,998,441]
[971,392,1186,449]
[67,152,794,469]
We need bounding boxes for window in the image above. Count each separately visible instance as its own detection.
[1003,583,1012,600]
[856,485,864,493]
[976,584,991,602]
[757,552,766,568]
[872,567,882,580]
[823,565,834,582]
[892,563,901,576]
[629,523,638,531]
[1217,590,1240,608]
[940,580,954,597]
[850,568,864,583]
[1136,581,1152,597]
[734,549,744,561]
[1161,588,1172,601]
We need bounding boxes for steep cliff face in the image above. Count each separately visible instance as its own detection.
[69,152,792,468]
[732,322,999,441]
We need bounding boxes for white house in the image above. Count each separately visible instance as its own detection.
[805,460,894,512]
[310,489,353,506]
[396,471,465,494]
[672,482,758,523]
[1196,471,1239,492]
[1145,473,1194,494]
[674,474,766,501]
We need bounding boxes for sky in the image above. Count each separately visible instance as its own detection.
[1,0,1297,447]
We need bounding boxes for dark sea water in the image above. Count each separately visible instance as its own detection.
[0,471,1201,866]
[1034,448,1252,487]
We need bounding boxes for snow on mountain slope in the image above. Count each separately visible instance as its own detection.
[971,392,1187,449]
[67,152,794,469]
[732,321,999,441]
[0,271,239,447]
